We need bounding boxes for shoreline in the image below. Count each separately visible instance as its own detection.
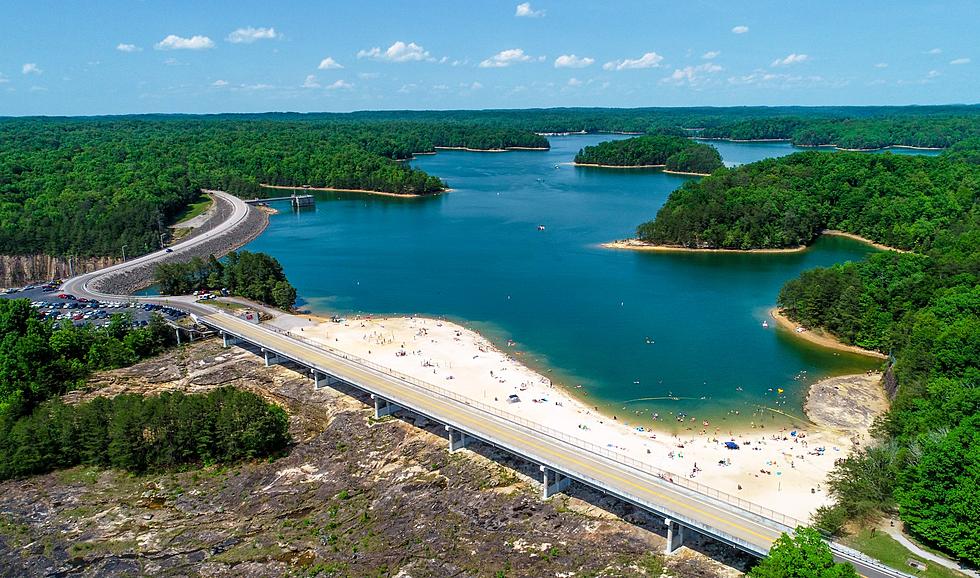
[574,162,666,169]
[601,239,808,254]
[433,146,549,152]
[820,229,908,252]
[268,309,874,521]
[769,307,889,360]
[259,183,450,198]
[695,137,945,151]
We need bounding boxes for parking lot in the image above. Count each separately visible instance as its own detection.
[1,283,188,327]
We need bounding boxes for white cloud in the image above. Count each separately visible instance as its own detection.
[116,43,141,53]
[480,48,532,68]
[662,63,723,85]
[463,81,483,90]
[302,74,320,88]
[226,26,278,44]
[515,2,545,17]
[317,56,343,70]
[326,79,353,90]
[357,41,430,62]
[771,53,809,67]
[155,34,215,50]
[702,51,721,59]
[0,73,8,84]
[925,48,942,55]
[357,72,380,79]
[212,79,229,87]
[732,25,749,34]
[950,57,970,65]
[874,62,888,68]
[22,63,42,75]
[554,54,594,68]
[602,52,663,71]
[567,77,583,87]
[727,69,835,88]
[926,69,941,78]
[243,83,274,90]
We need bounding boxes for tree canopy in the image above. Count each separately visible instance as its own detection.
[0,387,290,480]
[155,250,297,309]
[574,135,723,174]
[749,527,859,578]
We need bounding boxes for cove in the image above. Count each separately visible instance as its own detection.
[243,135,924,427]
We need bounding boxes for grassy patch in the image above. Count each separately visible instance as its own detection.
[54,465,103,485]
[845,529,967,578]
[171,192,213,225]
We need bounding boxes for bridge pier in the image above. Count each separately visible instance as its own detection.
[541,466,572,499]
[312,370,345,389]
[372,395,400,418]
[222,332,242,348]
[263,349,286,367]
[446,426,473,452]
[664,518,685,554]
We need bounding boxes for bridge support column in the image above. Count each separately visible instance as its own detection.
[175,327,182,345]
[446,426,473,452]
[664,518,685,554]
[263,349,286,367]
[541,466,571,499]
[372,395,400,418]
[312,370,342,389]
[222,332,241,348]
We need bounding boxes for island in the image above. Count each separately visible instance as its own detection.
[573,135,724,175]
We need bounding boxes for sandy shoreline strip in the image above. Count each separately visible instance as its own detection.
[820,230,908,253]
[259,183,450,198]
[433,146,549,152]
[574,162,667,169]
[601,239,808,254]
[266,310,880,522]
[769,308,888,360]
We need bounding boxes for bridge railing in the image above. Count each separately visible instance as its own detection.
[257,322,807,530]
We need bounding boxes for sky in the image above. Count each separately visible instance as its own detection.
[2,0,977,116]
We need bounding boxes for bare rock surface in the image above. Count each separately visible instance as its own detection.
[804,372,889,436]
[0,340,747,577]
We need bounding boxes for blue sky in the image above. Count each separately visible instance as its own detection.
[2,0,976,115]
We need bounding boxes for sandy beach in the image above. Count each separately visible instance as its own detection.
[770,308,888,360]
[573,162,667,169]
[272,312,884,522]
[820,230,908,253]
[433,146,549,152]
[601,239,808,254]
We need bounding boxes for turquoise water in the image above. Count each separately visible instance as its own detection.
[243,135,901,427]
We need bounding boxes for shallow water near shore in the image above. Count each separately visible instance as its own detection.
[243,135,920,429]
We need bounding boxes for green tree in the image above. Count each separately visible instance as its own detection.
[750,527,859,578]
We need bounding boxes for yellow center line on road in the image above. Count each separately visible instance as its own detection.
[212,314,780,548]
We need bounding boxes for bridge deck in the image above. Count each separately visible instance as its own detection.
[203,312,797,556]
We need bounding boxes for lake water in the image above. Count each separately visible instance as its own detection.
[244,136,922,428]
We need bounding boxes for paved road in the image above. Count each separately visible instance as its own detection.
[54,189,912,578]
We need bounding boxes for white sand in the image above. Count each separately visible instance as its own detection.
[288,314,864,523]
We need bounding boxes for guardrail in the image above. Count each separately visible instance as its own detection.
[222,318,807,531]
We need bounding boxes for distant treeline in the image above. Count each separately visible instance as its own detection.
[0,387,290,480]
[698,116,979,149]
[635,138,980,565]
[574,135,723,173]
[155,250,297,310]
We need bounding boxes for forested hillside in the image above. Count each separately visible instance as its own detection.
[699,116,979,149]
[574,135,723,174]
[635,141,980,564]
[637,151,978,251]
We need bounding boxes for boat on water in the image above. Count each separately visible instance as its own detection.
[538,225,546,231]
[762,320,769,328]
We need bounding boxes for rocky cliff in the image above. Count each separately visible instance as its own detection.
[0,254,122,287]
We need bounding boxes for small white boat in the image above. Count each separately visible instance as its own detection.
[538,225,546,231]
[762,320,769,328]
